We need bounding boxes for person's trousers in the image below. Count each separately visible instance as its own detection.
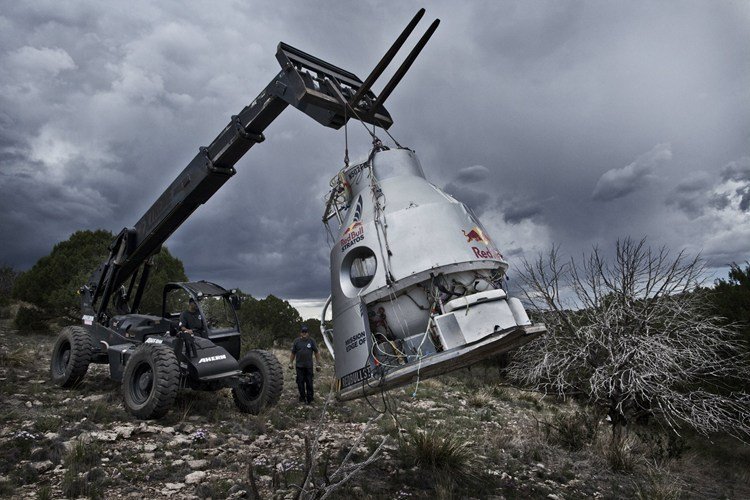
[295,366,314,403]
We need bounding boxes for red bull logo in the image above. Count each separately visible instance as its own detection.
[472,246,504,260]
[341,196,366,252]
[343,220,362,235]
[462,226,488,244]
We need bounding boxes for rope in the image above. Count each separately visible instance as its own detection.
[343,99,349,168]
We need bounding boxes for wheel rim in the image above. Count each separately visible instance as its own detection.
[54,341,71,375]
[130,362,154,405]
[239,367,263,401]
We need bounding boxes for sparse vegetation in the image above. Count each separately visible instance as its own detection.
[61,440,104,498]
[398,426,481,491]
[0,345,34,367]
[14,305,48,332]
[1,248,750,499]
[510,238,750,449]
[539,409,599,452]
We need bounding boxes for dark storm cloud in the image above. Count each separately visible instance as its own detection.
[1,1,749,306]
[443,165,494,214]
[591,143,671,202]
[665,173,713,218]
[502,201,544,224]
[721,157,750,182]
[721,157,750,212]
[455,165,491,184]
[667,156,750,219]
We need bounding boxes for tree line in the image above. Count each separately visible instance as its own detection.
[1,230,317,347]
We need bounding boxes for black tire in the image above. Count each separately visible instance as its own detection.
[121,344,179,419]
[232,349,283,414]
[50,326,94,388]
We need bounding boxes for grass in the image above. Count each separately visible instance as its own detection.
[196,479,234,499]
[540,410,599,452]
[466,387,494,408]
[0,431,38,474]
[87,400,121,424]
[37,484,52,500]
[1,315,749,499]
[604,438,640,473]
[398,426,481,489]
[0,346,34,367]
[633,464,683,499]
[33,415,63,433]
[61,440,104,499]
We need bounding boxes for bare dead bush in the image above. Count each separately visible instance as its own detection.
[509,238,750,445]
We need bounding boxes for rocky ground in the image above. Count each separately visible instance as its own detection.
[1,318,749,499]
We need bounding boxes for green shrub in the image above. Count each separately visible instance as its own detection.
[241,326,278,353]
[0,432,37,473]
[467,388,494,408]
[0,347,34,368]
[398,427,479,488]
[634,465,683,499]
[605,438,639,473]
[635,428,688,464]
[61,440,103,499]
[0,265,18,307]
[12,229,186,321]
[32,415,63,434]
[14,306,48,332]
[10,463,38,486]
[541,410,599,452]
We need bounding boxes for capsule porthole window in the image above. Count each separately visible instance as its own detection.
[350,250,377,288]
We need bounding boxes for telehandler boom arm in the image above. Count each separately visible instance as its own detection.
[80,11,439,323]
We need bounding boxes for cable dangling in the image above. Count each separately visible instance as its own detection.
[343,99,350,168]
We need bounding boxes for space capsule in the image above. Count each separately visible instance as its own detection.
[321,145,545,400]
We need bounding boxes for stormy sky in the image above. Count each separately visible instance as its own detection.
[1,1,748,317]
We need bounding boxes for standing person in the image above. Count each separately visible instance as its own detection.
[289,325,321,404]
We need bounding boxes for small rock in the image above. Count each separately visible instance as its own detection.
[185,471,206,484]
[91,431,118,442]
[113,425,136,439]
[161,426,175,435]
[32,461,53,473]
[141,453,155,461]
[32,400,43,406]
[25,401,32,408]
[81,394,106,402]
[188,459,208,469]
[165,483,185,490]
[172,459,185,467]
[143,443,158,452]
[137,423,160,434]
[168,435,192,447]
